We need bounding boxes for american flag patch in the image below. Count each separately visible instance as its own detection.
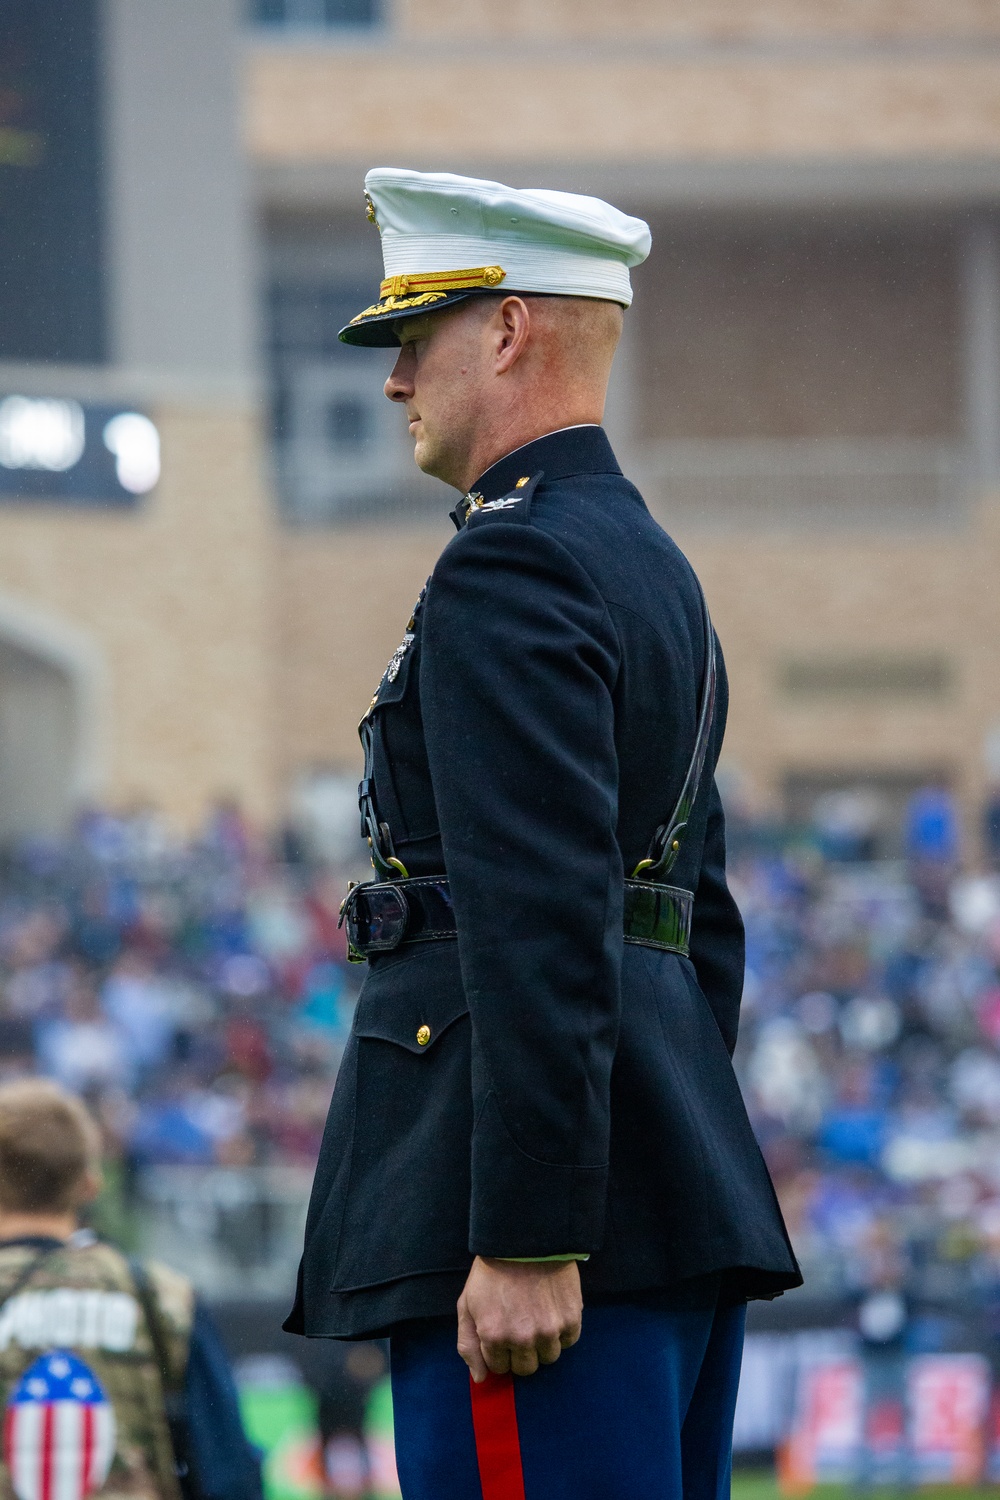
[4,1351,116,1500]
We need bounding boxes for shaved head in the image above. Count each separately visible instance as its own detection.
[384,293,624,492]
[519,295,623,380]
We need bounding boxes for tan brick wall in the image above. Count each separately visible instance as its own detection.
[394,0,1000,42]
[678,486,1000,839]
[245,51,1000,165]
[275,525,447,776]
[636,225,960,440]
[0,405,276,831]
[274,489,1000,851]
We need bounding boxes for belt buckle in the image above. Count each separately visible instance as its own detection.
[339,881,409,960]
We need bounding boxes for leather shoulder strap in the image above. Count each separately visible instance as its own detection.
[632,579,717,882]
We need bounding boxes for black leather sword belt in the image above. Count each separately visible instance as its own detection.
[340,874,694,963]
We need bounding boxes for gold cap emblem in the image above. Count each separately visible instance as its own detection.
[364,192,379,228]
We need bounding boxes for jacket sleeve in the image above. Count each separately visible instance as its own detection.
[420,519,622,1258]
[185,1302,264,1500]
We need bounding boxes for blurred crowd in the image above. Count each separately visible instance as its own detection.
[0,803,359,1219]
[3,786,1000,1314]
[732,783,1000,1311]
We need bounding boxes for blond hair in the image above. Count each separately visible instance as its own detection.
[0,1079,100,1212]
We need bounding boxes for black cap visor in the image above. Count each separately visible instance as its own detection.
[338,289,501,347]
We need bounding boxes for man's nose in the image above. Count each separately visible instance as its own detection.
[384,348,413,402]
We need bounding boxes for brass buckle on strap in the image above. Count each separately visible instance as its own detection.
[339,880,409,961]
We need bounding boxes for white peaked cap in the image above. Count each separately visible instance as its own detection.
[340,167,652,346]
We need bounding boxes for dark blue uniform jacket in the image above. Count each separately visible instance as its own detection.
[287,425,800,1340]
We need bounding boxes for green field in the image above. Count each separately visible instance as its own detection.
[732,1475,999,1500]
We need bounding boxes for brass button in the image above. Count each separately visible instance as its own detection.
[416,1025,431,1047]
[515,476,530,488]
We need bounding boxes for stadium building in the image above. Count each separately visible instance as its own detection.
[2,0,1000,851]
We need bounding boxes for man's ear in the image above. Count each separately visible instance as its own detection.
[494,296,531,375]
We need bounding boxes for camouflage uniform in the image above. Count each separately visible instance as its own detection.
[0,1239,192,1500]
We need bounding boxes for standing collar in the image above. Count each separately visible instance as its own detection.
[469,425,622,503]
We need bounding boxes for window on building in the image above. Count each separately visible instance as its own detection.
[326,396,369,449]
[249,0,378,28]
[266,275,444,523]
[265,219,419,523]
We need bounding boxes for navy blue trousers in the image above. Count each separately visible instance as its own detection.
[390,1283,746,1500]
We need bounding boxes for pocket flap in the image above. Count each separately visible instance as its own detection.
[352,949,469,1054]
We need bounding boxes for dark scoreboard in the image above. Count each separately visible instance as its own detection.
[0,0,105,363]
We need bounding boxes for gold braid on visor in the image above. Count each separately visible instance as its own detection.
[379,266,506,298]
[348,266,507,326]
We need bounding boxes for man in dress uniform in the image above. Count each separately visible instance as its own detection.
[286,168,801,1499]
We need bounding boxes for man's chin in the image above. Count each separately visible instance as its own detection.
[412,434,448,483]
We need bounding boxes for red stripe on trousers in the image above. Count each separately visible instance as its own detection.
[469,1373,526,1500]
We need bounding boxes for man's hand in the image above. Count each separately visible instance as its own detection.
[457,1256,582,1381]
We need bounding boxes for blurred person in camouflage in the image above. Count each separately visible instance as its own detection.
[0,1079,262,1500]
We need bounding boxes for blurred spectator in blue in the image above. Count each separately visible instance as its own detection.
[203,796,253,865]
[72,882,123,966]
[130,1074,248,1166]
[298,960,351,1039]
[36,963,132,1095]
[905,783,959,918]
[813,788,885,862]
[854,1218,913,1491]
[984,784,1000,869]
[905,783,959,864]
[102,948,178,1079]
